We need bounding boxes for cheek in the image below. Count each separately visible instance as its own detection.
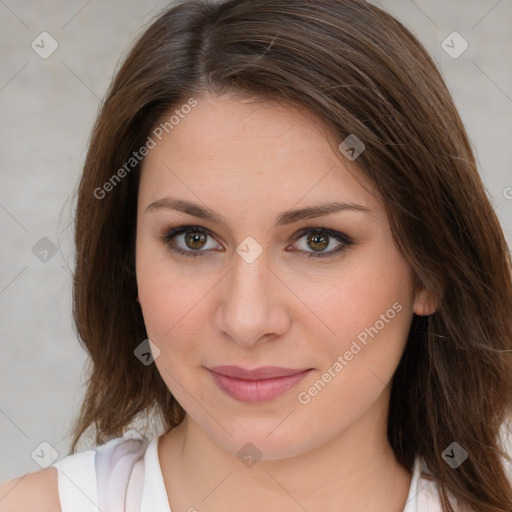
[295,246,415,360]
[135,237,214,355]
[136,233,178,339]
[293,255,414,421]
[137,268,200,342]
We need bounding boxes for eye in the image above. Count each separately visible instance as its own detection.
[159,224,223,257]
[288,227,353,258]
[159,224,353,258]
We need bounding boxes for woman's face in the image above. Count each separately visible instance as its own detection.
[135,92,434,459]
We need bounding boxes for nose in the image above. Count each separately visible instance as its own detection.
[213,247,290,347]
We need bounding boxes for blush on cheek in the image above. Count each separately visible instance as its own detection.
[331,301,408,365]
[138,283,205,355]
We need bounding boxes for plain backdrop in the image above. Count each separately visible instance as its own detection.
[1,0,511,481]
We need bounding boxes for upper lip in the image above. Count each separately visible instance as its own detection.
[207,365,312,380]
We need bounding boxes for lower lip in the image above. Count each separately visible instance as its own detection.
[207,369,312,403]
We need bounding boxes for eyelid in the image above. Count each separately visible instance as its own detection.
[158,224,222,258]
[159,224,354,258]
[288,227,353,258]
[291,226,353,246]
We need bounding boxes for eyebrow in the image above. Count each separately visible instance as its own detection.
[145,197,370,228]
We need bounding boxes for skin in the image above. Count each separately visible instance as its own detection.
[135,91,437,512]
[0,91,437,511]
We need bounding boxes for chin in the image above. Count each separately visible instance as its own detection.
[205,417,321,462]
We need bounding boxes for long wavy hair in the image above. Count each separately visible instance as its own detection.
[68,1,512,510]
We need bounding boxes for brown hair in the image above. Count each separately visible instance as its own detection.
[69,0,512,510]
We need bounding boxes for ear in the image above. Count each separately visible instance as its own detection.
[413,282,438,316]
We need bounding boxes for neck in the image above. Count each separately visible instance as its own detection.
[159,394,412,512]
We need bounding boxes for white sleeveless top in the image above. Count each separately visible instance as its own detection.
[51,434,449,512]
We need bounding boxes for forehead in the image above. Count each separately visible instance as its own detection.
[138,92,379,215]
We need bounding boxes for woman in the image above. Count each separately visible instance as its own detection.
[2,0,512,510]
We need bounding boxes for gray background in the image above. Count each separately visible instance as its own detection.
[0,0,511,481]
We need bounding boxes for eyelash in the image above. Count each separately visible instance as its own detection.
[158,223,354,259]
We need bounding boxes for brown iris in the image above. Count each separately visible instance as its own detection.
[185,231,207,250]
[307,232,329,252]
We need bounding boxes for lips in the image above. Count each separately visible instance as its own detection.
[206,365,312,403]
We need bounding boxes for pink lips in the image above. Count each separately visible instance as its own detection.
[206,365,312,403]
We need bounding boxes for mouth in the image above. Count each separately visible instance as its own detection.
[205,365,313,403]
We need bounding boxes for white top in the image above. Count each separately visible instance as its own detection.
[51,421,512,512]
[52,436,171,512]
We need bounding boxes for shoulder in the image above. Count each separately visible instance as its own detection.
[53,435,151,511]
[0,467,60,512]
[410,413,512,511]
[0,436,151,512]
